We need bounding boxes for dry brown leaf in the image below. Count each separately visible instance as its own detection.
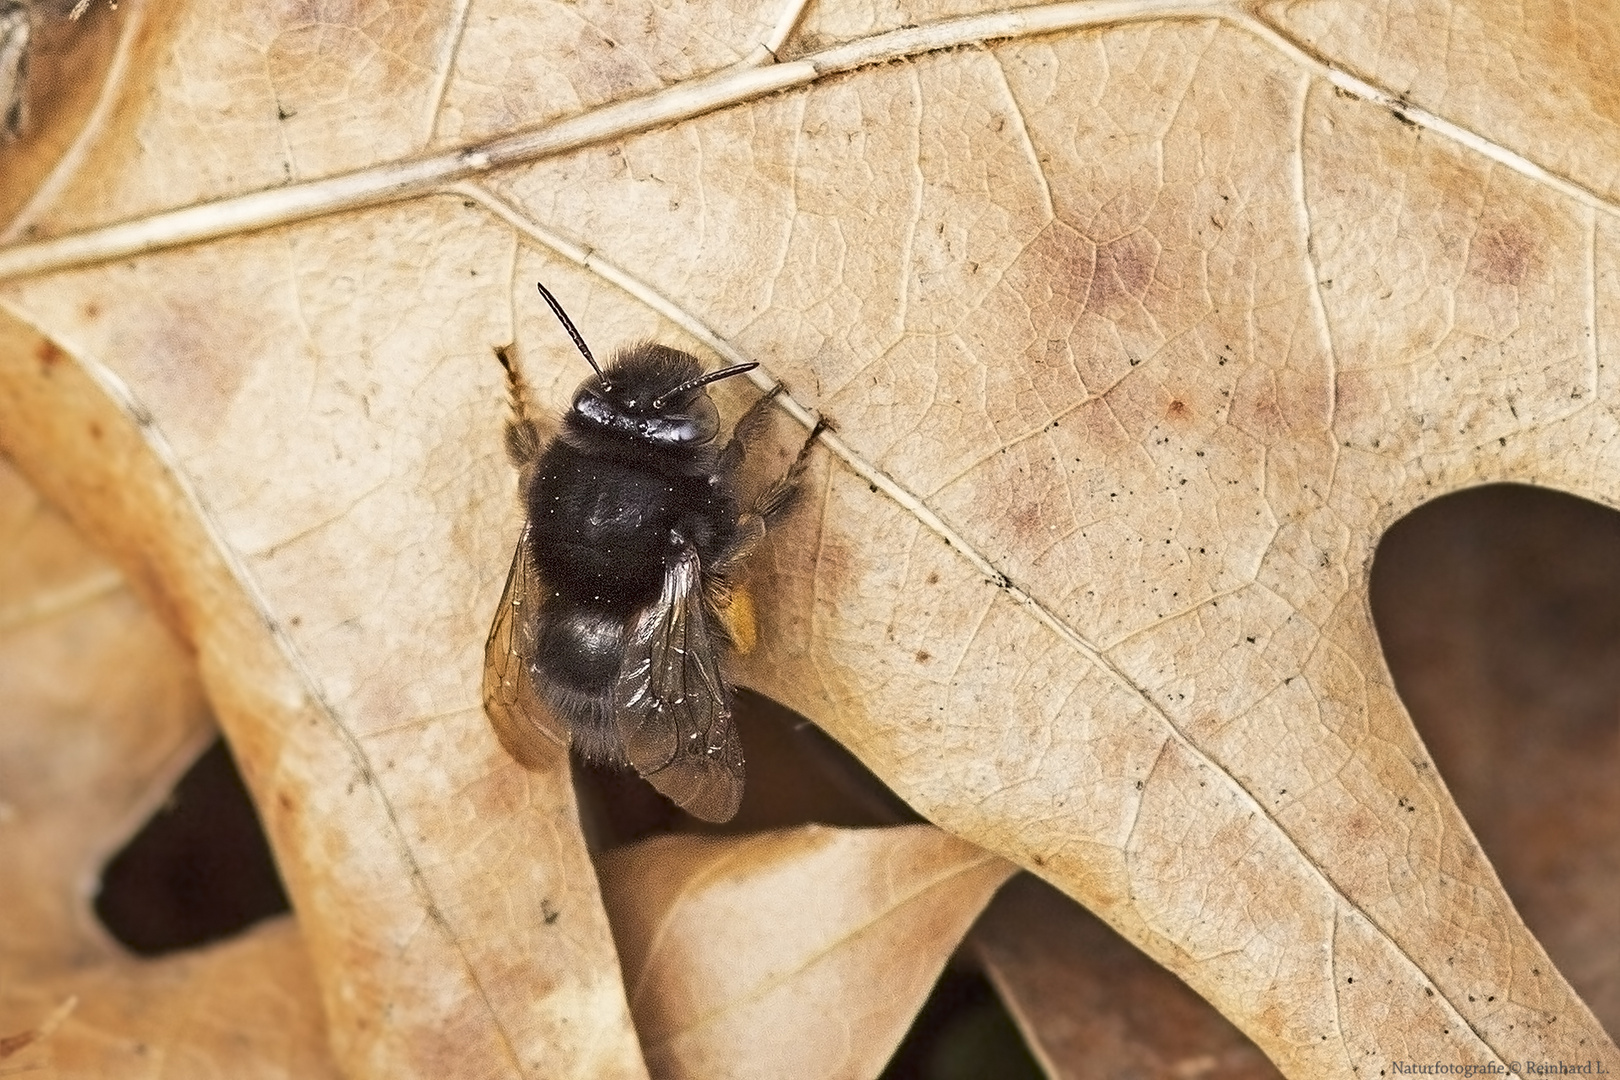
[1,920,341,1079]
[1,0,1618,1077]
[0,307,645,1078]
[0,453,210,970]
[598,824,1015,1079]
[974,873,1282,1080]
[1372,485,1620,1037]
[972,486,1620,1077]
[0,2,122,221]
[0,455,339,1077]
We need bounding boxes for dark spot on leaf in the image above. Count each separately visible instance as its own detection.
[1471,221,1538,287]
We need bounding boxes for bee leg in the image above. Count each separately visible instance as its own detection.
[495,343,544,484]
[717,385,784,474]
[749,418,827,529]
[719,512,768,572]
[712,415,826,579]
[712,415,826,575]
[714,583,758,654]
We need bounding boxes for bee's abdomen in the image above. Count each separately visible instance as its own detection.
[531,603,628,765]
[537,606,625,688]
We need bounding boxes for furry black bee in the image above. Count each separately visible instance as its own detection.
[483,283,820,822]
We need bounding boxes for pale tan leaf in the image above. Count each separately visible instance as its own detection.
[1,920,341,1080]
[974,874,1281,1080]
[0,312,645,1079]
[598,824,1015,1080]
[0,452,211,970]
[0,0,1616,1077]
[1372,485,1620,1036]
[0,1,123,225]
[0,453,338,1078]
[973,485,1620,1075]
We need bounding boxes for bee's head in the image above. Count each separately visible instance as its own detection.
[538,283,758,449]
[571,344,757,447]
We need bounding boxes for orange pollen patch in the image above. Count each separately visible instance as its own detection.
[719,586,758,654]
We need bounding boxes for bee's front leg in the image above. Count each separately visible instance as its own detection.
[710,414,827,585]
[748,417,827,528]
[717,384,785,475]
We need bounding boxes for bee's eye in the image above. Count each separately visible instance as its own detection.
[570,382,722,447]
[675,395,721,443]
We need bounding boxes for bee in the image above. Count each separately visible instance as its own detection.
[483,283,822,822]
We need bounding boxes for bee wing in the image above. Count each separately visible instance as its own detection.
[483,520,570,769]
[614,546,745,823]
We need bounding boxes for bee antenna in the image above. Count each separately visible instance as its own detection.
[536,282,610,390]
[652,361,759,410]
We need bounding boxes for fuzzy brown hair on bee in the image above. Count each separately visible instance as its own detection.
[484,283,822,822]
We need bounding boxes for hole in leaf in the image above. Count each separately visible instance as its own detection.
[970,873,1281,1077]
[881,960,1045,1080]
[1371,482,1620,1036]
[576,687,923,846]
[95,737,291,956]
